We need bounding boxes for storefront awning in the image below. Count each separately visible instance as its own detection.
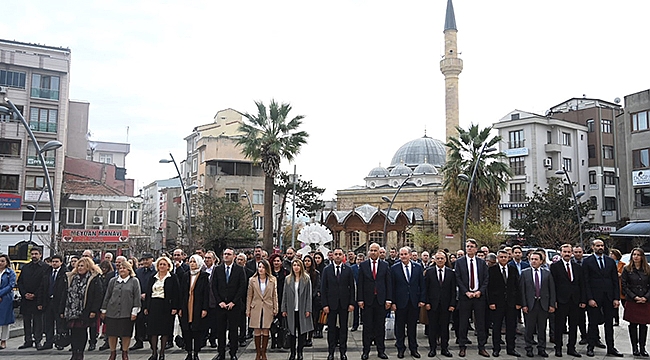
[610,221,650,238]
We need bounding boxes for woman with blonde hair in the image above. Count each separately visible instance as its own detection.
[62,256,104,360]
[281,259,313,360]
[246,259,278,360]
[143,256,180,360]
[101,260,141,360]
[179,254,210,360]
[622,248,650,357]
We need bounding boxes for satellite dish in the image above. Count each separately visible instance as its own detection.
[614,97,621,104]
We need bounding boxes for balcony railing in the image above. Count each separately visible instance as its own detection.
[508,140,526,149]
[26,156,55,167]
[30,87,59,100]
[29,122,58,133]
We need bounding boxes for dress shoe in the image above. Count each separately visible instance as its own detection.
[478,349,490,358]
[130,342,144,351]
[595,341,606,349]
[531,340,538,345]
[411,351,421,358]
[327,355,334,360]
[555,349,562,357]
[213,354,225,360]
[441,350,452,357]
[238,340,247,348]
[88,343,96,351]
[38,343,53,350]
[362,353,369,360]
[567,349,581,358]
[492,350,500,357]
[99,342,110,351]
[507,350,521,357]
[606,348,623,357]
[341,354,348,360]
[428,350,436,357]
[305,339,313,347]
[459,348,466,357]
[378,352,389,359]
[230,355,238,360]
[398,350,405,359]
[526,350,534,358]
[18,342,34,349]
[538,350,548,358]
[351,327,358,332]
[159,353,165,360]
[165,342,173,350]
[56,345,65,350]
[210,341,217,348]
[586,348,594,357]
[579,339,588,346]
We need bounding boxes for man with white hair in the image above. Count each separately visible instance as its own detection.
[420,251,430,268]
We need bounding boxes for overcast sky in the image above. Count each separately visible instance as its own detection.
[2,0,649,199]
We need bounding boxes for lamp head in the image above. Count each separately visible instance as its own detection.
[0,106,10,116]
[185,184,199,192]
[381,196,391,203]
[40,140,63,153]
[575,191,585,198]
[555,170,566,175]
[484,147,497,153]
[26,205,36,211]
[458,174,470,182]
[159,159,173,163]
[253,210,261,216]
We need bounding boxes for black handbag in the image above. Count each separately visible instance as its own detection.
[281,317,291,349]
[54,330,71,348]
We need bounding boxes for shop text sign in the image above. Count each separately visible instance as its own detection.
[0,193,22,210]
[61,229,129,242]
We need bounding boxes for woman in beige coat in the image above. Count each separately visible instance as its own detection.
[246,259,278,360]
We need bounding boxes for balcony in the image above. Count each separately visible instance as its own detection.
[26,156,55,167]
[30,87,59,100]
[29,122,58,133]
[545,143,562,153]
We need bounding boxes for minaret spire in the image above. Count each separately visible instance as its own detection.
[440,0,463,149]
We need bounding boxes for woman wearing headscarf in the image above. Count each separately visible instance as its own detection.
[246,259,278,360]
[143,256,180,360]
[622,248,650,357]
[0,254,16,349]
[281,259,313,360]
[100,261,141,360]
[178,254,210,360]
[62,256,104,360]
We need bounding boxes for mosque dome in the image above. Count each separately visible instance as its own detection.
[367,166,389,177]
[389,136,446,168]
[390,163,413,177]
[413,162,438,175]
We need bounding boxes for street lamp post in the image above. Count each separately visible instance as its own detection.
[159,154,197,250]
[382,173,413,247]
[0,99,62,254]
[241,190,261,230]
[25,185,48,244]
[458,144,496,251]
[555,167,586,249]
[290,165,299,249]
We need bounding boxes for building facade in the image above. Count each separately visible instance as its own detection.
[141,178,182,252]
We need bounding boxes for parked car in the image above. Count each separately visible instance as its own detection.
[522,248,560,265]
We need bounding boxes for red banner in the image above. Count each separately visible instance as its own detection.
[61,229,129,242]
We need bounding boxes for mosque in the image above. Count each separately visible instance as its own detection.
[322,0,463,252]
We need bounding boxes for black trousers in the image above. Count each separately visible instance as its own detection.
[238,308,247,342]
[70,326,89,352]
[395,302,419,353]
[182,327,204,354]
[205,308,218,344]
[458,297,487,350]
[555,301,580,350]
[134,311,147,342]
[216,307,240,356]
[587,298,615,349]
[491,306,517,352]
[289,311,306,354]
[362,299,386,353]
[327,307,350,355]
[427,307,452,351]
[23,311,44,344]
[43,303,64,345]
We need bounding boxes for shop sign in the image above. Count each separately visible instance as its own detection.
[61,229,129,242]
[0,193,21,210]
[0,222,49,234]
[633,170,650,186]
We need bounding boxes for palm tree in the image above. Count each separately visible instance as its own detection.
[442,124,512,223]
[237,100,308,252]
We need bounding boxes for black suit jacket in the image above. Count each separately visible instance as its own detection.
[583,255,620,303]
[17,260,48,312]
[424,266,457,311]
[321,262,355,311]
[549,260,586,305]
[391,261,426,309]
[41,266,68,309]
[357,259,392,305]
[487,264,521,309]
[454,256,489,298]
[212,263,247,309]
[143,273,181,311]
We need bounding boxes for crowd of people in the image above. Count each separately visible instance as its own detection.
[0,239,648,360]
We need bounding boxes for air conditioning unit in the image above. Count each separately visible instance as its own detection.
[543,158,552,168]
[92,216,103,224]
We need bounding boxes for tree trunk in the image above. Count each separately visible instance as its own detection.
[263,174,274,253]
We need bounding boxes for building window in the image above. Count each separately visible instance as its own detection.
[192,158,198,173]
[109,209,124,225]
[588,145,596,159]
[348,231,360,249]
[99,153,113,164]
[633,148,650,169]
[29,107,58,133]
[562,132,571,146]
[369,232,383,243]
[635,188,650,207]
[509,183,526,202]
[604,197,616,211]
[252,190,264,205]
[225,189,239,202]
[25,175,51,190]
[31,74,60,100]
[66,208,84,225]
[604,171,615,185]
[129,210,138,225]
[0,70,26,89]
[27,143,56,167]
[509,156,525,176]
[200,149,205,163]
[562,158,572,172]
[586,119,595,133]
[602,146,614,159]
[601,119,612,133]
[0,174,19,192]
[546,131,552,144]
[253,216,264,231]
[589,171,596,184]
[632,111,649,132]
[0,139,21,157]
[511,209,524,220]
[508,130,525,149]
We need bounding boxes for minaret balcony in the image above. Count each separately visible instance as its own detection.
[440,58,463,74]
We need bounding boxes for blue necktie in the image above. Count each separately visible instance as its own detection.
[226,266,230,283]
[406,265,411,282]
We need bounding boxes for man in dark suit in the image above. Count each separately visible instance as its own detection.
[213,248,247,360]
[424,251,456,358]
[488,250,521,357]
[321,247,356,360]
[520,251,556,358]
[508,245,530,275]
[246,246,263,273]
[38,254,67,350]
[357,243,392,360]
[550,244,585,357]
[582,240,623,357]
[454,239,490,358]
[17,247,48,349]
[237,253,255,347]
[172,248,190,277]
[391,246,426,359]
[130,252,155,350]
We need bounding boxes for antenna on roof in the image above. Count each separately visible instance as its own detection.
[424,125,427,137]
[126,126,129,143]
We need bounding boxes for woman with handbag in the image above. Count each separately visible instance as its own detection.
[100,261,141,360]
[0,254,16,349]
[247,259,278,360]
[269,254,288,349]
[281,259,313,360]
[302,255,321,346]
[62,256,104,360]
[178,255,210,360]
[622,248,650,357]
[143,256,180,360]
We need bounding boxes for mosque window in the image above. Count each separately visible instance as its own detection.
[348,231,360,248]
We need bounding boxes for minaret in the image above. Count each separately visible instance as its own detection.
[440,0,463,145]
